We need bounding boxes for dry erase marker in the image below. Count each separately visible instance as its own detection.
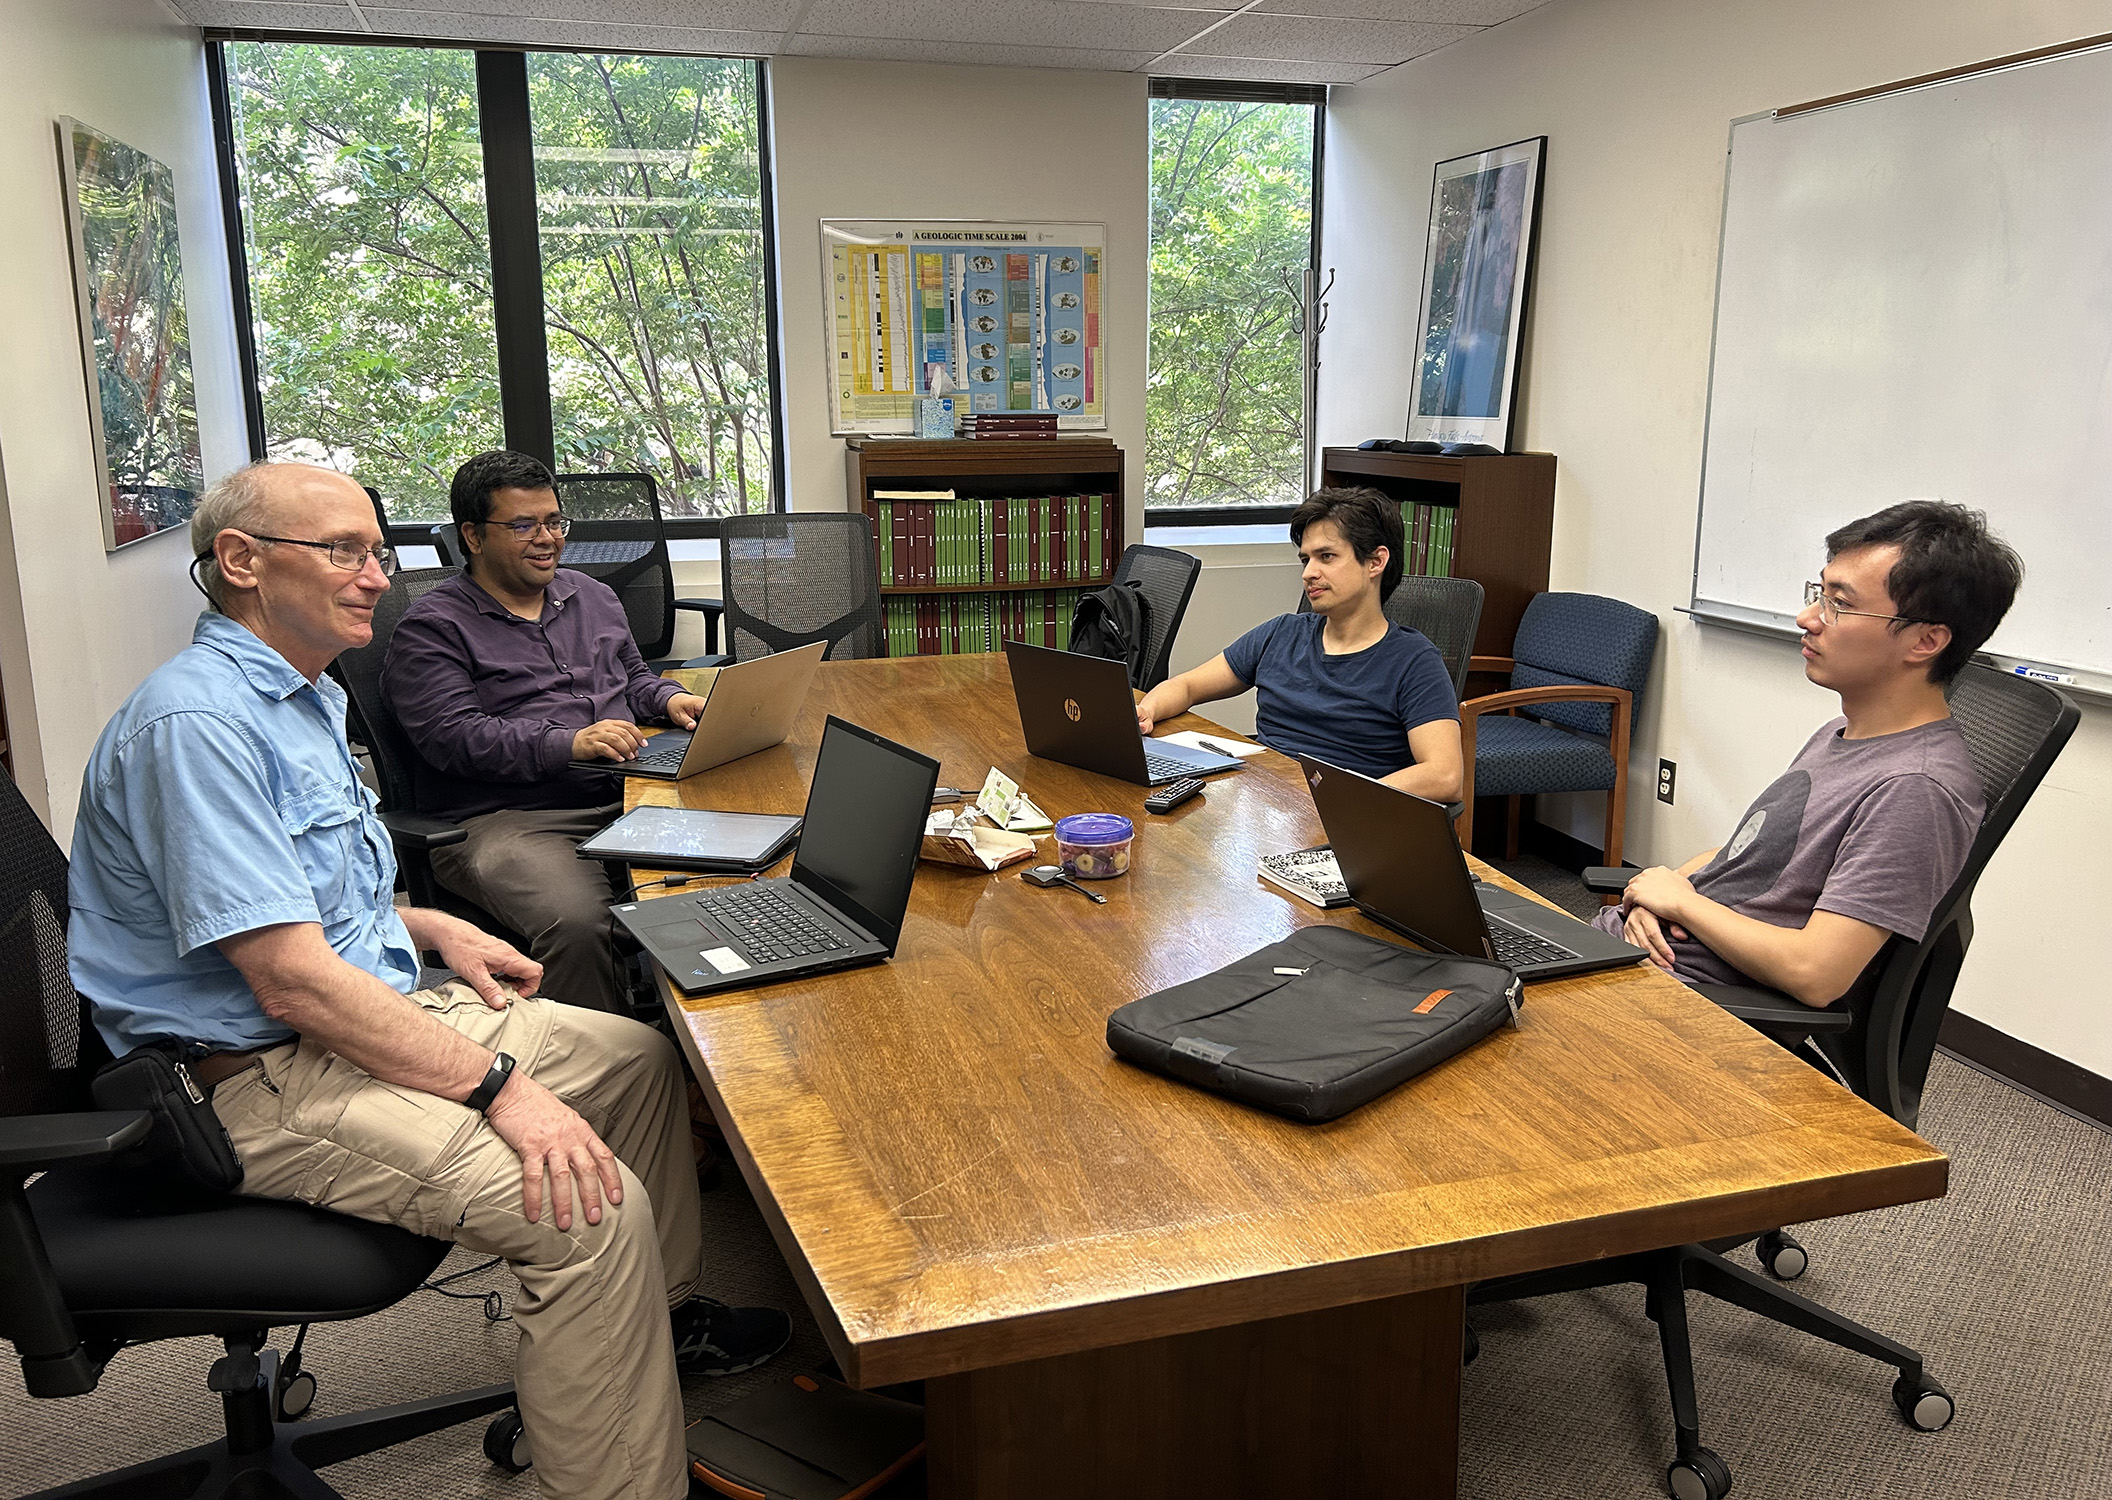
[2011,664,2076,686]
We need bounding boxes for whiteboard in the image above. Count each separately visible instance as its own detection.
[1692,45,2112,691]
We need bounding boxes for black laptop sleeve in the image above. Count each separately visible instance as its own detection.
[1105,925,1523,1122]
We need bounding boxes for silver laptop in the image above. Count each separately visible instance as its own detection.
[575,642,826,780]
[1001,639,1243,786]
[1299,755,1645,981]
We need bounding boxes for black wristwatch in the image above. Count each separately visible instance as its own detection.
[465,1051,516,1114]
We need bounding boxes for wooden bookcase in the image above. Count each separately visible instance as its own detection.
[846,437,1127,657]
[1318,447,1555,661]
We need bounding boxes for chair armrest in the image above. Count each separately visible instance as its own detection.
[1459,684,1632,720]
[1468,655,1514,675]
[1692,983,1855,1035]
[674,597,722,654]
[380,810,468,852]
[0,1111,152,1171]
[1581,866,1632,894]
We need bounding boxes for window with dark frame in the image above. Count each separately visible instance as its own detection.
[1145,78,1325,529]
[207,37,783,542]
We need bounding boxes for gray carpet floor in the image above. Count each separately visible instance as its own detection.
[5,856,2107,1499]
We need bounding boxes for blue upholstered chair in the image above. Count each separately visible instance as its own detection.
[1457,592,1659,866]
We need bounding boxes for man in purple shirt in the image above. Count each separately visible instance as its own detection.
[384,451,708,1013]
[1597,501,2022,1007]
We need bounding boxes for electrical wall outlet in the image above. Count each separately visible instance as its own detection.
[1657,759,1677,804]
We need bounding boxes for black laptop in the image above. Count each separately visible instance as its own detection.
[1002,639,1242,786]
[1299,755,1645,980]
[610,717,939,996]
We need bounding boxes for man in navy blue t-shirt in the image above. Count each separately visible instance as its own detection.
[1136,487,1463,799]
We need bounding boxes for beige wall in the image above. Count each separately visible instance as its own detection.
[1319,0,2112,1075]
[0,0,247,842]
[766,57,1150,526]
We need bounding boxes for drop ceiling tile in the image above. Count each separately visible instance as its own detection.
[1147,51,1386,83]
[1247,0,1537,23]
[796,0,1216,52]
[382,0,805,27]
[786,33,1159,70]
[1191,11,1472,63]
[359,7,778,50]
[175,0,367,27]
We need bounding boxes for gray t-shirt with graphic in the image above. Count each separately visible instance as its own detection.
[1597,716,1985,990]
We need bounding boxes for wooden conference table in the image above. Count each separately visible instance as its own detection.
[627,654,1945,1500]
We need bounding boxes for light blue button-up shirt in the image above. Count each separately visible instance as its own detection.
[69,612,419,1055]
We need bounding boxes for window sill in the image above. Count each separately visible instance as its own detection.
[1144,523,1289,551]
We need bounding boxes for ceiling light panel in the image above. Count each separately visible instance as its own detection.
[797,0,1219,52]
[1197,11,1473,62]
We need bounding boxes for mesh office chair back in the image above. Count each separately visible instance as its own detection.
[1816,664,2079,1128]
[719,514,885,662]
[1110,544,1201,690]
[0,773,98,1117]
[553,472,677,662]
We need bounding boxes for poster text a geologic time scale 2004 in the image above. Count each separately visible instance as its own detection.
[823,219,1106,434]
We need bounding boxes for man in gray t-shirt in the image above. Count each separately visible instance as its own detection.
[1596,501,2021,1006]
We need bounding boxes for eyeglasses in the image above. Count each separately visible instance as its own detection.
[1802,581,1918,626]
[246,534,399,576]
[478,515,572,540]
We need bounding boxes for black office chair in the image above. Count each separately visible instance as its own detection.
[1297,573,1485,699]
[0,771,519,1499]
[553,473,723,662]
[1475,662,2080,1500]
[1110,544,1202,691]
[718,513,885,662]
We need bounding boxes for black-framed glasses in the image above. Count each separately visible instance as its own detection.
[477,515,573,540]
[247,534,400,576]
[1802,580,1918,626]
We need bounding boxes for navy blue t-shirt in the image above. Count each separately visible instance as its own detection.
[1221,613,1458,779]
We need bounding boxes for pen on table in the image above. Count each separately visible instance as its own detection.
[1196,737,1243,757]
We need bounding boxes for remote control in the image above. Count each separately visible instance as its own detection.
[1144,777,1205,813]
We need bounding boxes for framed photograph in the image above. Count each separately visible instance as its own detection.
[820,218,1107,435]
[57,116,203,551]
[1405,137,1547,451]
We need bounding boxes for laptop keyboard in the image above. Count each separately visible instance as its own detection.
[1143,752,1194,782]
[1486,914,1582,968]
[632,740,688,770]
[695,883,852,965]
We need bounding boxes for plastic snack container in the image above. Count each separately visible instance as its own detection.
[1054,814,1134,880]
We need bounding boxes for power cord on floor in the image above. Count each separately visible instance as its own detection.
[422,1256,510,1323]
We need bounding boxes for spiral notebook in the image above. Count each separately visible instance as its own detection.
[1257,843,1351,909]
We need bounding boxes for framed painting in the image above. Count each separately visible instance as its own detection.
[57,116,204,551]
[1405,136,1547,451]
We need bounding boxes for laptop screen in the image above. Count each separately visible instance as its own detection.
[1301,757,1493,959]
[791,717,941,947]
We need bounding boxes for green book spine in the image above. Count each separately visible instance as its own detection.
[877,504,892,585]
[1089,493,1103,577]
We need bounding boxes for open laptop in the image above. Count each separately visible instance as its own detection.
[574,642,826,780]
[1002,639,1243,786]
[610,716,939,996]
[1299,755,1645,980]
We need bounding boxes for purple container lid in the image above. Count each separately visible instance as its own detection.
[1054,813,1134,846]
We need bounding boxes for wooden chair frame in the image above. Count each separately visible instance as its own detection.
[1457,654,1634,870]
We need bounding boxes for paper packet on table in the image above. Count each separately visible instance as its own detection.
[920,805,1039,871]
[975,767,1053,832]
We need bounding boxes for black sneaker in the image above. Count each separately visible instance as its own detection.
[670,1296,791,1377]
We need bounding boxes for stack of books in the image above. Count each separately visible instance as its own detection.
[957,414,1059,441]
[873,490,1116,587]
[884,590,1085,657]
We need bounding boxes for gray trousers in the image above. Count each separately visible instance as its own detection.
[431,803,628,1013]
[212,987,703,1500]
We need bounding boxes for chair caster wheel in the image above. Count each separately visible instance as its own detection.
[1667,1447,1731,1500]
[1463,1324,1480,1366]
[1756,1229,1808,1280]
[485,1409,533,1472]
[273,1368,317,1422]
[1893,1373,1955,1432]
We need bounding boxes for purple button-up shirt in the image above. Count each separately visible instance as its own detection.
[382,569,682,818]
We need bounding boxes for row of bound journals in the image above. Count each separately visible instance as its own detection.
[885,589,1086,657]
[1401,502,1459,578]
[875,491,1116,588]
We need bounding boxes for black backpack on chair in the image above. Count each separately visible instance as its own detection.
[1068,579,1154,689]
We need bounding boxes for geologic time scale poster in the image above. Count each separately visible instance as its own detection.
[822,219,1107,434]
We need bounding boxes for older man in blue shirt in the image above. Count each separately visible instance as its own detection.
[68,461,784,1500]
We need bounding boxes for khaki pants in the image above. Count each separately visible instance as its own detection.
[431,804,629,1013]
[210,985,703,1500]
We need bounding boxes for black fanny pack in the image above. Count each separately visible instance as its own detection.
[90,1042,245,1193]
[1106,925,1523,1122]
